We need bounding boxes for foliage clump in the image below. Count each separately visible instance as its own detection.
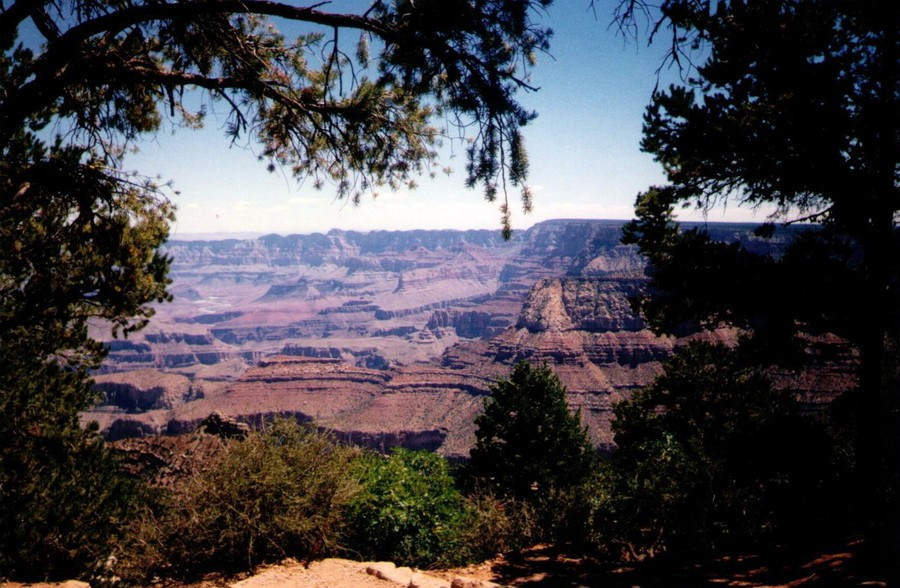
[470,361,596,500]
[116,419,360,582]
[600,342,843,558]
[0,344,145,581]
[346,448,472,567]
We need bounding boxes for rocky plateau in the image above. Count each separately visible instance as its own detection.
[83,219,848,457]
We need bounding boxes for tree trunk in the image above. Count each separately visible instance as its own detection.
[856,202,896,582]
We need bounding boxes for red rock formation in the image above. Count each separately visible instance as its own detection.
[91,221,846,457]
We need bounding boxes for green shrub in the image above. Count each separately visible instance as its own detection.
[0,346,144,581]
[347,448,472,567]
[601,342,842,558]
[116,419,360,581]
[456,491,540,560]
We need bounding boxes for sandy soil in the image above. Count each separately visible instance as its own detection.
[226,558,496,588]
[228,559,400,588]
[223,540,886,588]
[3,539,885,588]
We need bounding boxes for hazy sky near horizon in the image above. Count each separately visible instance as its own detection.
[126,4,768,238]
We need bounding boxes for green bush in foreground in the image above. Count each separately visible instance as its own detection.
[119,439,526,580]
[344,449,534,568]
[116,420,360,581]
[1,345,144,582]
[347,448,471,567]
[601,342,842,559]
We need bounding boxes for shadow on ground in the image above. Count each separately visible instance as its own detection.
[487,538,885,587]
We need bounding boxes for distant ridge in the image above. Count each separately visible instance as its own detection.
[167,218,808,244]
[170,231,265,241]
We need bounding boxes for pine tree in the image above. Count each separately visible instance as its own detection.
[470,361,596,500]
[618,0,898,574]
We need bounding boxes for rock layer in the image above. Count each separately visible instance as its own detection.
[88,220,839,457]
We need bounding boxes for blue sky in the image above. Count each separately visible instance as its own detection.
[125,3,767,237]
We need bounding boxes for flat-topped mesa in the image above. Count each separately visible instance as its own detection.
[318,300,381,315]
[373,295,490,320]
[385,366,493,396]
[280,344,343,359]
[163,228,516,270]
[241,355,390,385]
[256,355,343,368]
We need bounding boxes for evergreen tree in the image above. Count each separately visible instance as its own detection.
[0,341,143,579]
[618,0,898,574]
[470,361,596,500]
[606,343,841,557]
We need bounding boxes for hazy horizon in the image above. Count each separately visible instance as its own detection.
[167,216,787,242]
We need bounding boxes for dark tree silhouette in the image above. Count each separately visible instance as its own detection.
[618,0,898,576]
[606,342,840,557]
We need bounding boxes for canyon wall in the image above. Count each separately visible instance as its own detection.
[86,220,834,457]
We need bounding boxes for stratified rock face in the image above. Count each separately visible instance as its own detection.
[92,370,197,411]
[517,278,646,333]
[516,279,575,332]
[95,382,169,411]
[87,357,486,455]
[564,279,646,332]
[90,220,827,456]
[426,310,502,339]
[88,276,671,455]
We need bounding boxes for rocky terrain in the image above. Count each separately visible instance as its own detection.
[83,219,840,457]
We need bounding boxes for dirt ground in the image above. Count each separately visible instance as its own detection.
[228,559,428,588]
[3,538,885,588]
[180,558,497,588]
[192,539,885,588]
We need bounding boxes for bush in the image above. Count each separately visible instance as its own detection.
[601,342,842,558]
[470,361,597,501]
[116,419,360,581]
[347,448,472,567]
[457,492,541,563]
[0,345,144,581]
[532,471,610,548]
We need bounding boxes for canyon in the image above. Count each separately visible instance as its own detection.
[84,219,844,457]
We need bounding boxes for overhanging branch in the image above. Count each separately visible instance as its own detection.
[57,0,393,53]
